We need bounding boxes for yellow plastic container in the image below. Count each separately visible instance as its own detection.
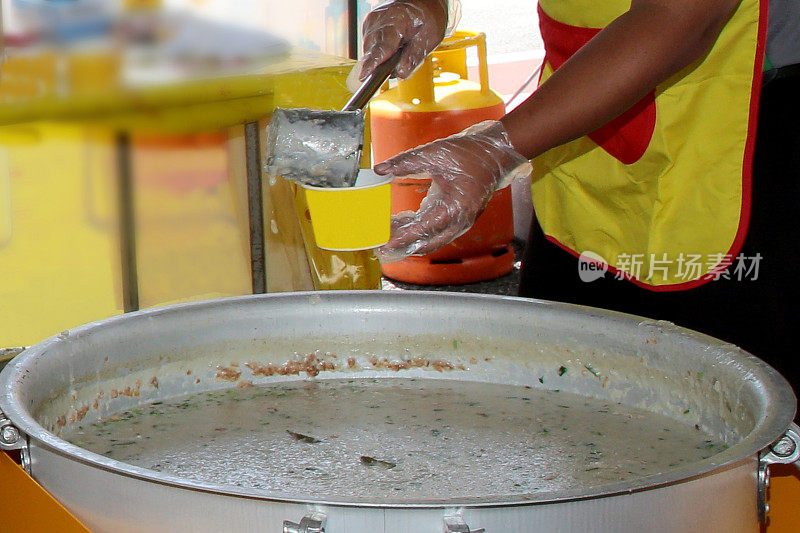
[302,169,392,251]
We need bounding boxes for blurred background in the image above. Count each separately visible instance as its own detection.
[0,0,544,349]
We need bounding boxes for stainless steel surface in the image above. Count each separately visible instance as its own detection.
[757,422,800,521]
[0,408,23,450]
[342,48,403,112]
[265,107,364,188]
[443,514,485,533]
[758,460,771,521]
[763,423,800,462]
[245,121,267,294]
[283,512,326,533]
[19,444,30,474]
[0,291,796,532]
[24,439,763,532]
[264,51,400,188]
[0,406,28,473]
[0,421,20,446]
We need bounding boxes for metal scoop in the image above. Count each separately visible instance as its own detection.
[265,48,403,188]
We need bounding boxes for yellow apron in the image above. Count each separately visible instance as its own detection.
[531,0,767,290]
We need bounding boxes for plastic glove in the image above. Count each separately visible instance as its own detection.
[347,0,449,91]
[374,120,532,263]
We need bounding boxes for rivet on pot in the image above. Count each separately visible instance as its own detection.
[0,423,20,445]
[770,435,797,458]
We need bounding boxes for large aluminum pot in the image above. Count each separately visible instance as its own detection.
[0,291,798,533]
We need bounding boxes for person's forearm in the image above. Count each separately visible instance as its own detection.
[500,0,741,159]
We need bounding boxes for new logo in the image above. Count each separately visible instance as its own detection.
[578,251,608,282]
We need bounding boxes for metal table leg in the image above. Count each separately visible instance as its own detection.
[116,131,139,312]
[245,121,266,294]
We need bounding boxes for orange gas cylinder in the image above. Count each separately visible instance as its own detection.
[370,31,515,285]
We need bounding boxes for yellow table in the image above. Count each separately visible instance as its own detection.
[0,48,353,132]
[0,48,380,349]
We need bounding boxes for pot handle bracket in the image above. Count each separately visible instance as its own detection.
[444,512,485,533]
[0,408,31,474]
[758,421,800,522]
[283,511,326,533]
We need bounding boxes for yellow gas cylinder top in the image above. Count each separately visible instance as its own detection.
[370,30,504,115]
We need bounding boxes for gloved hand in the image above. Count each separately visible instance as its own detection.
[374,120,532,263]
[347,0,450,91]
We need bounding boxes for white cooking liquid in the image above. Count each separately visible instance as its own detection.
[63,378,727,500]
[265,108,362,188]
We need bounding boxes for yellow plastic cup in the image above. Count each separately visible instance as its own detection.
[302,169,393,251]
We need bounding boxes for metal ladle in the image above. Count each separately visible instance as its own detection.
[264,49,404,188]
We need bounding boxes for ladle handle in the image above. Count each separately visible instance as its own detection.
[341,47,405,112]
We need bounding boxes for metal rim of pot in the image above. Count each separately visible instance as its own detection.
[0,291,798,515]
